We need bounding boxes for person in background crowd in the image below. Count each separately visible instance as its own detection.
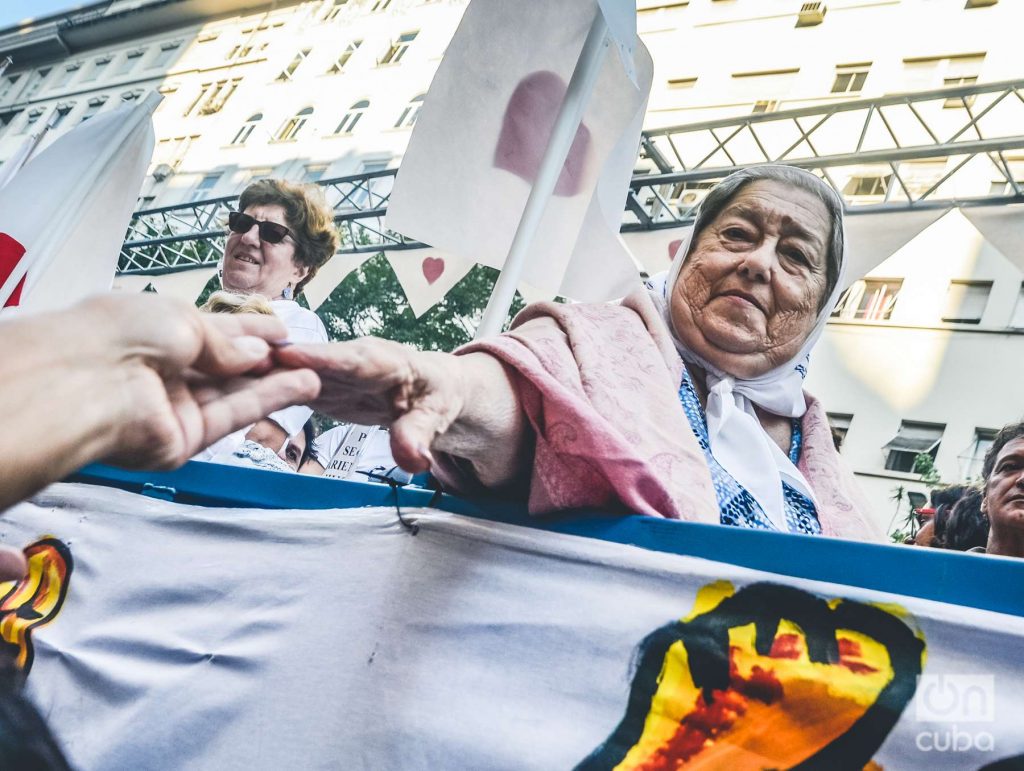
[907,484,969,548]
[974,421,1024,557]
[0,293,319,580]
[197,290,317,468]
[275,165,880,540]
[937,488,988,552]
[301,423,412,484]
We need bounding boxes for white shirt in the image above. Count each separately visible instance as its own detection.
[313,425,411,484]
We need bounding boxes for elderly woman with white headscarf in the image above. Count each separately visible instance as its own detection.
[275,165,880,541]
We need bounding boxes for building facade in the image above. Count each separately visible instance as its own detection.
[1,0,1022,531]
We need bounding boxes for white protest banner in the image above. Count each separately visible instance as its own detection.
[386,0,653,310]
[1,480,1023,769]
[0,94,157,313]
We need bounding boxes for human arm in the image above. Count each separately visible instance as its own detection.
[274,337,530,487]
[1,293,320,514]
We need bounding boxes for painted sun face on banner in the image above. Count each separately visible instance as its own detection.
[0,538,73,672]
[577,581,926,770]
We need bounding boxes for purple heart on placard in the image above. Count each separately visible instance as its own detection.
[422,256,445,285]
[493,70,591,197]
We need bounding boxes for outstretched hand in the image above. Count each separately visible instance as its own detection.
[275,338,465,473]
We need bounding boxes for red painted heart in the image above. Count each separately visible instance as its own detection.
[422,257,445,285]
[668,239,683,261]
[493,70,591,197]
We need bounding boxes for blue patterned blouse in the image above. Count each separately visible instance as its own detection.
[678,365,822,535]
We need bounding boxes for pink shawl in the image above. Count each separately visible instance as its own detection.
[433,290,882,542]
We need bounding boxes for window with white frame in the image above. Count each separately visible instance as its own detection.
[959,428,997,481]
[115,49,145,76]
[0,109,20,137]
[334,99,369,134]
[52,63,80,89]
[80,57,111,83]
[371,0,392,11]
[200,79,241,115]
[189,173,222,203]
[150,42,182,69]
[51,103,74,130]
[831,63,870,94]
[79,97,107,123]
[832,278,903,321]
[941,280,991,324]
[826,413,853,451]
[0,75,21,103]
[343,159,391,209]
[901,53,984,102]
[883,421,945,473]
[276,107,313,141]
[232,113,262,145]
[327,40,361,74]
[380,32,418,65]
[17,108,44,134]
[277,49,310,82]
[394,93,424,128]
[323,0,349,20]
[843,174,891,198]
[731,67,798,110]
[303,164,328,183]
[20,68,51,101]
[751,100,778,114]
[184,83,214,117]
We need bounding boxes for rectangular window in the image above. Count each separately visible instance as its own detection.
[52,63,80,89]
[831,63,870,94]
[79,97,107,123]
[19,67,51,101]
[303,164,328,183]
[188,173,222,202]
[883,421,944,473]
[843,174,891,197]
[184,83,213,117]
[371,0,392,11]
[751,99,778,114]
[667,76,697,90]
[277,49,310,82]
[960,428,997,481]
[826,413,853,451]
[0,75,21,103]
[0,108,19,137]
[150,42,182,69]
[115,49,145,76]
[941,280,991,324]
[324,0,349,19]
[50,104,74,130]
[380,32,417,65]
[18,108,44,135]
[328,40,361,74]
[199,79,240,115]
[834,278,903,321]
[80,57,111,84]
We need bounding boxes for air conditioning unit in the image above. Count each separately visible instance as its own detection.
[151,163,174,182]
[964,0,997,7]
[796,2,827,27]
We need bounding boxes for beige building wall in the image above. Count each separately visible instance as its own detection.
[1,0,1022,530]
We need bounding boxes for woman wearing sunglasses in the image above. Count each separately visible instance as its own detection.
[203,178,338,457]
[222,178,338,347]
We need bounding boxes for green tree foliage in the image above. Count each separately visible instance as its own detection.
[314,253,526,351]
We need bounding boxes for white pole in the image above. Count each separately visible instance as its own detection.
[474,9,609,339]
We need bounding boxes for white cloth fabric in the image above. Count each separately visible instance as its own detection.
[313,424,410,484]
[207,439,295,474]
[647,166,848,530]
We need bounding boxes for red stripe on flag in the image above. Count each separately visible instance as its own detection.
[0,233,27,308]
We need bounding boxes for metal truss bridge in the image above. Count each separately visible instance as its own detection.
[119,78,1024,275]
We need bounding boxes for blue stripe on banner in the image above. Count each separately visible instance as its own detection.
[71,462,1024,618]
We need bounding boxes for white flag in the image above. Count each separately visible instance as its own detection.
[385,247,475,317]
[0,93,158,313]
[386,0,653,303]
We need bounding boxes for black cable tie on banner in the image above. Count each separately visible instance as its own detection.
[360,470,419,536]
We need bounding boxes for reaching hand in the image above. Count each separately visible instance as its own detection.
[274,337,465,473]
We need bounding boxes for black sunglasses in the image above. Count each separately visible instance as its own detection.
[227,211,293,245]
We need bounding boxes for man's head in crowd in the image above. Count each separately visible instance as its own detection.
[981,420,1024,557]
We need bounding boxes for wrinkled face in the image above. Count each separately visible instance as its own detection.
[670,180,831,379]
[983,437,1024,533]
[222,203,307,299]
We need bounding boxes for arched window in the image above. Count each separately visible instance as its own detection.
[394,93,424,129]
[231,112,262,145]
[276,106,313,141]
[334,99,369,135]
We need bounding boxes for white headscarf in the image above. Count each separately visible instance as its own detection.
[647,165,848,530]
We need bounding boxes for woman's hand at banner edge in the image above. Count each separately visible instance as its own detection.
[274,339,529,483]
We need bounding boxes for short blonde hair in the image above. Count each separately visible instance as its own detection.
[237,178,340,294]
[201,290,276,316]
